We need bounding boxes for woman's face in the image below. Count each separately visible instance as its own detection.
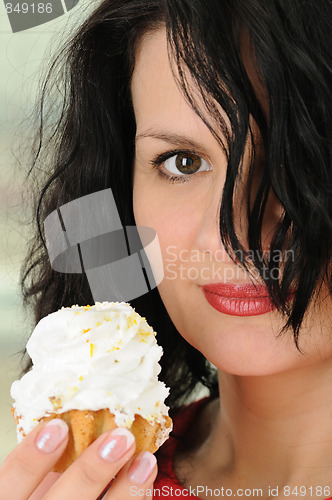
[132,28,332,376]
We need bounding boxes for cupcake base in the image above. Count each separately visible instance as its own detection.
[39,409,172,472]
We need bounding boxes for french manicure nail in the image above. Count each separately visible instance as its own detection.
[35,419,68,453]
[128,451,157,484]
[99,428,135,462]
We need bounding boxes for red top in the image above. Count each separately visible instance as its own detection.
[152,398,332,500]
[153,398,208,499]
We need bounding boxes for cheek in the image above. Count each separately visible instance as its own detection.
[133,178,199,259]
[133,175,199,326]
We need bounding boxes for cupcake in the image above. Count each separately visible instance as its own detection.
[11,302,172,472]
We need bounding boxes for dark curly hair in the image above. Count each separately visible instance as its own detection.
[21,0,332,408]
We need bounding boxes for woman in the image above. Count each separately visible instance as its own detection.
[1,0,331,498]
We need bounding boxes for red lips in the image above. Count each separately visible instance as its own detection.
[203,283,274,298]
[202,283,277,317]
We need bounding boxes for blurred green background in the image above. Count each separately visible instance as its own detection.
[0,0,95,463]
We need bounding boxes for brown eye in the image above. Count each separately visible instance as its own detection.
[175,153,202,174]
[163,152,212,176]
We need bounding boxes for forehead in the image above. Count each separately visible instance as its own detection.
[131,26,269,130]
[131,27,212,137]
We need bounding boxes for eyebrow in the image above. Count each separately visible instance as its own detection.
[135,130,205,151]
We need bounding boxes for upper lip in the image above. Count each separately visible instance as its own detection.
[202,283,272,299]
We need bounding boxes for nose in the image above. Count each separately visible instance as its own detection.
[194,190,231,263]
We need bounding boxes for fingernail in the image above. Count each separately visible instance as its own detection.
[99,428,135,462]
[35,419,68,453]
[128,451,157,484]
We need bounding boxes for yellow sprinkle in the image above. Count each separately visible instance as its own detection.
[79,376,83,381]
[96,322,102,327]
[83,328,91,334]
[49,396,62,411]
[140,339,147,343]
[72,386,78,392]
[137,407,141,410]
[90,343,94,357]
[140,331,150,337]
[127,316,138,328]
[83,305,91,310]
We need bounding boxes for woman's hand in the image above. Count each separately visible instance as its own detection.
[1,419,157,500]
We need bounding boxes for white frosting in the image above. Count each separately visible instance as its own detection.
[11,302,170,441]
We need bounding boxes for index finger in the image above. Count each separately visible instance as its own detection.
[0,419,68,500]
[43,427,136,500]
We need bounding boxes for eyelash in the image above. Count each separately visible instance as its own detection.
[149,148,207,184]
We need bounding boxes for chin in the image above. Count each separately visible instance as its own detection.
[184,326,297,376]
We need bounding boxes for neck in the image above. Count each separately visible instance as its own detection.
[205,360,332,490]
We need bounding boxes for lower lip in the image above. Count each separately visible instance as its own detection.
[202,287,277,317]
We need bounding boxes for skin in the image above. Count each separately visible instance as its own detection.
[132,28,332,498]
[1,24,331,500]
